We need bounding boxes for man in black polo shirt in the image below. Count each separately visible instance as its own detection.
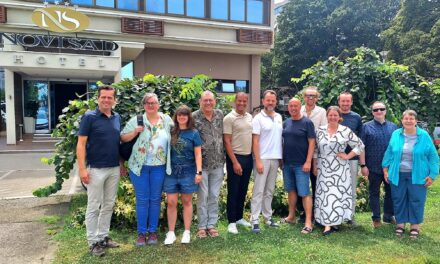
[77,85,124,257]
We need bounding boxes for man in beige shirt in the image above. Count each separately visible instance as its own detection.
[298,86,327,223]
[223,92,253,234]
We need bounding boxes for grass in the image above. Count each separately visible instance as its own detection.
[53,182,440,264]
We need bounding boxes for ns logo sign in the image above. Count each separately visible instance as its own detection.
[32,7,90,33]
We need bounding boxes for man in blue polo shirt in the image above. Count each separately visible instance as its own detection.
[338,91,363,225]
[77,85,124,257]
[360,101,397,228]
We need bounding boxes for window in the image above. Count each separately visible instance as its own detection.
[168,0,184,15]
[70,0,93,6]
[96,0,114,8]
[121,61,134,80]
[215,79,249,93]
[235,80,247,92]
[118,0,139,10]
[146,0,165,13]
[211,0,228,20]
[230,0,245,21]
[187,0,205,17]
[247,0,263,24]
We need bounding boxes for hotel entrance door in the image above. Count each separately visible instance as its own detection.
[23,80,91,133]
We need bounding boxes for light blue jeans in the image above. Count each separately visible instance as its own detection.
[129,165,165,234]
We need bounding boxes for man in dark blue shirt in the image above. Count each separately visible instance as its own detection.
[360,101,397,228]
[282,98,315,233]
[339,92,363,225]
[77,85,124,256]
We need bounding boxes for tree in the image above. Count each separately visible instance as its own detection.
[264,0,400,87]
[381,0,440,78]
[292,47,440,128]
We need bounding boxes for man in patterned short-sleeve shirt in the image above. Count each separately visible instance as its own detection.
[192,91,225,237]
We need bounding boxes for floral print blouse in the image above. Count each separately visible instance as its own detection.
[121,112,173,176]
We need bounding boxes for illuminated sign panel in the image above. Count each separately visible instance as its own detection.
[32,6,89,33]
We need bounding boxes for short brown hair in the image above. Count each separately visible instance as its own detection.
[98,85,116,98]
[262,89,277,99]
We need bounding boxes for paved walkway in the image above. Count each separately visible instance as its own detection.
[0,134,55,153]
[0,151,84,264]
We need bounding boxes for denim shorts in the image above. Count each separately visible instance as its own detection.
[282,164,312,197]
[163,164,198,194]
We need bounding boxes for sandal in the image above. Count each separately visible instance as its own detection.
[280,217,296,224]
[409,229,420,239]
[301,226,313,234]
[207,228,219,238]
[196,229,207,239]
[395,227,405,237]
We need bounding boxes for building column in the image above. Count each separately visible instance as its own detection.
[5,69,16,144]
[113,47,122,83]
[250,55,261,111]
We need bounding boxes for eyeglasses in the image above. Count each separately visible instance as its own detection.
[372,108,386,112]
[304,94,317,98]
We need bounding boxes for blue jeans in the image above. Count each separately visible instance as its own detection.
[129,165,165,234]
[391,172,427,225]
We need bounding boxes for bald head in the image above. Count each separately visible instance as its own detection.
[288,97,302,120]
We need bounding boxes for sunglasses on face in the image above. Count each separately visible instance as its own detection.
[372,108,386,112]
[304,94,317,98]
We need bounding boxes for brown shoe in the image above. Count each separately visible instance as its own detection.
[373,220,382,228]
[100,236,119,248]
[90,242,105,257]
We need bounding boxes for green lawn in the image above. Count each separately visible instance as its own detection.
[52,182,440,264]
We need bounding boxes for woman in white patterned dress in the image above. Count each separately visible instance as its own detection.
[313,106,364,235]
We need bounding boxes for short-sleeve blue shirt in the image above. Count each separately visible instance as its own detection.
[282,117,316,165]
[78,108,121,168]
[171,129,202,166]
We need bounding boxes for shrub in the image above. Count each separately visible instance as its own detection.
[67,173,370,230]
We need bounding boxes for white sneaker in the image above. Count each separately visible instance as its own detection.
[236,218,252,227]
[164,231,176,245]
[228,223,239,234]
[181,230,191,244]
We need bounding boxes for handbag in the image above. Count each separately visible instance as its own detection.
[119,114,143,161]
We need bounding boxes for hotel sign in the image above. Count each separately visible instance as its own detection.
[0,32,118,52]
[32,6,89,33]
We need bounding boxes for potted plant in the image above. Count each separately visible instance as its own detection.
[24,100,39,134]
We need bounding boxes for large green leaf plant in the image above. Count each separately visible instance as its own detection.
[33,74,229,197]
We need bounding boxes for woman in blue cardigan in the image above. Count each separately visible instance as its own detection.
[382,110,439,238]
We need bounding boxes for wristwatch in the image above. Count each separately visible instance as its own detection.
[196,171,202,175]
[360,164,366,168]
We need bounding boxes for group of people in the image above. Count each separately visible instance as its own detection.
[77,85,439,257]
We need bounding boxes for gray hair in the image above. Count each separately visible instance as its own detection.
[142,93,159,105]
[402,109,417,119]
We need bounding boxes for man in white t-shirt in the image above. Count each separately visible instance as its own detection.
[250,90,283,233]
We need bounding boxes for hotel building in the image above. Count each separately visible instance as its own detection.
[0,0,274,144]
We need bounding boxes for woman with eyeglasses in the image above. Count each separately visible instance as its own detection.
[382,110,438,238]
[120,93,173,246]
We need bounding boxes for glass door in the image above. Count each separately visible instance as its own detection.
[23,80,50,133]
